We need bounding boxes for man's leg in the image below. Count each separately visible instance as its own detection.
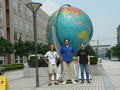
[54,73,56,82]
[85,64,90,83]
[69,61,75,82]
[80,64,84,83]
[63,62,68,83]
[49,74,52,83]
[53,65,59,84]
[48,65,53,86]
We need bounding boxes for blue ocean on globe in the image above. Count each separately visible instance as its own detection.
[47,7,93,51]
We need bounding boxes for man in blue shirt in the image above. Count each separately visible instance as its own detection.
[60,38,76,85]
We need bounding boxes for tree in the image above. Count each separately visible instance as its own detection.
[85,44,96,56]
[112,44,120,60]
[24,41,34,56]
[40,44,50,55]
[0,37,14,64]
[14,40,26,58]
[105,49,111,59]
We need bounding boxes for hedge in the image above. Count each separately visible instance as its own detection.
[27,56,98,67]
[27,59,61,67]
[0,64,24,71]
[90,56,98,65]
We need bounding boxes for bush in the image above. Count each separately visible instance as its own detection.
[27,59,48,67]
[0,64,24,71]
[27,59,62,67]
[90,56,98,65]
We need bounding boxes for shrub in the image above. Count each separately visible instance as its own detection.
[27,58,62,67]
[0,64,24,71]
[90,56,98,65]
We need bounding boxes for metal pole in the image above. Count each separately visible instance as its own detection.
[33,12,39,87]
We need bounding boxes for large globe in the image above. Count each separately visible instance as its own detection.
[47,7,93,51]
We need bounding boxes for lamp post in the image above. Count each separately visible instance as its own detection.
[26,2,42,87]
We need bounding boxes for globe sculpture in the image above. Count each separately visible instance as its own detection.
[47,4,93,52]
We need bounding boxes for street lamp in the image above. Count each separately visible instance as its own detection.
[26,2,42,87]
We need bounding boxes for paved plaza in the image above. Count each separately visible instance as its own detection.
[5,60,120,90]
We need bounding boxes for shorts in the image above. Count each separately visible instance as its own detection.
[48,64,57,74]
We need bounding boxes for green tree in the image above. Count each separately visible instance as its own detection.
[112,44,120,60]
[24,41,34,56]
[86,44,96,56]
[14,40,26,58]
[40,44,50,55]
[105,49,111,59]
[0,37,14,64]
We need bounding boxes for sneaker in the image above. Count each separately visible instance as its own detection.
[81,82,84,84]
[48,83,52,86]
[54,82,59,85]
[87,81,91,83]
[62,82,66,85]
[73,81,77,84]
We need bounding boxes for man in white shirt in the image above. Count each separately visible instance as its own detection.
[44,44,59,86]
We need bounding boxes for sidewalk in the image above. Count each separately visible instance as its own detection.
[5,60,120,90]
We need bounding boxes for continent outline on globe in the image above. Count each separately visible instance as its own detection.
[47,6,93,51]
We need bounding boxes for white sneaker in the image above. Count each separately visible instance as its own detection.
[62,82,66,85]
[73,81,77,84]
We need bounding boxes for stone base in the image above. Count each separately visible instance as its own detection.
[89,64,103,75]
[23,67,49,78]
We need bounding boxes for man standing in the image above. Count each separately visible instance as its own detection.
[77,43,91,83]
[60,38,76,85]
[44,44,59,86]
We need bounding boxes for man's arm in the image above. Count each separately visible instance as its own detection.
[88,55,90,65]
[60,47,63,56]
[72,45,76,55]
[44,56,50,65]
[72,53,76,55]
[77,56,80,66]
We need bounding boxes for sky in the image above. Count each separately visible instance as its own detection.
[32,0,120,46]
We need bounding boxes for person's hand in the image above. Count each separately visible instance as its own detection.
[88,62,90,65]
[78,63,80,66]
[47,62,50,65]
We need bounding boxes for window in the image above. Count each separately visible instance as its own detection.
[29,22,32,33]
[20,56,23,63]
[13,14,18,28]
[39,15,42,25]
[25,20,29,32]
[43,29,46,35]
[13,0,17,11]
[18,0,22,13]
[37,14,39,24]
[26,35,29,41]
[37,26,40,36]
[38,39,40,43]
[19,33,22,40]
[0,27,3,37]
[14,31,18,42]
[28,9,32,19]
[25,5,32,19]
[15,55,18,63]
[0,6,2,22]
[18,17,22,30]
[44,19,47,28]
[30,36,33,41]
[40,28,42,36]
[24,5,28,17]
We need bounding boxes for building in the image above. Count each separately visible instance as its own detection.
[92,45,111,58]
[0,0,49,64]
[117,25,120,44]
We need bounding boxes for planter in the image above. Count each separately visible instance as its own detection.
[23,67,49,78]
[89,63,103,75]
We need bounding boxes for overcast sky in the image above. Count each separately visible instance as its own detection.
[32,0,120,46]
